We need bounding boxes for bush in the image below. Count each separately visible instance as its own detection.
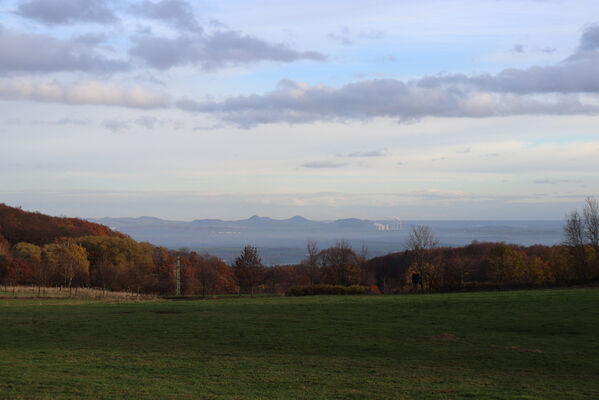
[285,284,376,296]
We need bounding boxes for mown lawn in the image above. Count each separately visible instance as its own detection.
[1,288,598,399]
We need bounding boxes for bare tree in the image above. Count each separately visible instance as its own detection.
[564,210,589,280]
[407,225,440,292]
[563,210,585,247]
[408,225,439,262]
[302,239,321,284]
[583,197,599,248]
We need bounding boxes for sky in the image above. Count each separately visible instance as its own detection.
[1,0,598,221]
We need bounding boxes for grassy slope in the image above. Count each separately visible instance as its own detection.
[0,289,598,399]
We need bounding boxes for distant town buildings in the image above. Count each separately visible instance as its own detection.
[374,220,402,231]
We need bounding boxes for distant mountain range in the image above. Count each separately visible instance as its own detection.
[89,216,565,265]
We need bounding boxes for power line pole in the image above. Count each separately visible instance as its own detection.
[175,256,181,296]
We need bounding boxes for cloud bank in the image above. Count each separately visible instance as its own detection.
[177,79,599,127]
[177,25,599,127]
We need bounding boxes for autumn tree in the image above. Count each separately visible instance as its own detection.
[187,253,237,296]
[487,244,526,287]
[14,242,45,294]
[121,241,155,296]
[0,233,11,288]
[78,236,127,293]
[212,257,237,294]
[43,241,90,295]
[233,245,265,296]
[320,240,362,286]
[151,246,175,294]
[544,246,573,285]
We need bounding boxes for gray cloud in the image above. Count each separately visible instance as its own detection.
[130,31,326,70]
[328,27,353,46]
[407,189,473,201]
[534,179,583,184]
[418,25,599,94]
[16,0,118,25]
[136,116,159,129]
[3,117,90,126]
[377,54,397,63]
[135,116,183,130]
[328,26,383,46]
[0,29,127,73]
[101,119,129,132]
[55,117,90,126]
[513,44,524,53]
[346,149,389,157]
[175,25,599,127]
[539,47,557,54]
[579,24,599,51]
[177,78,599,127]
[129,0,202,33]
[417,58,599,94]
[303,161,347,169]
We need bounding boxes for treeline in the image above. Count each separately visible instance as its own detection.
[2,232,597,296]
[234,240,599,295]
[367,241,598,293]
[368,198,599,293]
[1,200,598,296]
[0,235,238,296]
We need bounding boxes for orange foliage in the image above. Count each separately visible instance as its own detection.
[0,203,126,246]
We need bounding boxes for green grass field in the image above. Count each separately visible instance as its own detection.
[1,289,598,399]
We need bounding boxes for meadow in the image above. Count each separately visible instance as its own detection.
[1,288,598,399]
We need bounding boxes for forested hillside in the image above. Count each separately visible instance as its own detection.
[0,204,236,296]
[0,203,126,245]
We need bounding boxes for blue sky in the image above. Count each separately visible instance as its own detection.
[1,0,598,220]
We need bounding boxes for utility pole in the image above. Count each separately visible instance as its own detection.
[175,256,181,296]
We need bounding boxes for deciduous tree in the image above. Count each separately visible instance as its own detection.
[583,197,599,248]
[407,225,441,292]
[320,240,362,286]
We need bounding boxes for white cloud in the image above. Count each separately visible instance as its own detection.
[0,79,169,108]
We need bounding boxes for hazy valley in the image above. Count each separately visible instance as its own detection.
[90,216,564,264]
